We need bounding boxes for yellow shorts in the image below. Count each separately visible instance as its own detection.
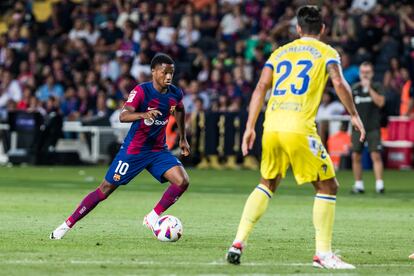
[260,131,336,184]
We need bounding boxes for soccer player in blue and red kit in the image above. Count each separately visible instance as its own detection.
[50,53,191,239]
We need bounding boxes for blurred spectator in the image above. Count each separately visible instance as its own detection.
[7,25,28,52]
[351,0,377,13]
[0,0,410,132]
[340,52,360,85]
[199,3,219,37]
[219,4,246,41]
[93,91,110,118]
[245,30,273,62]
[17,61,33,86]
[383,57,409,93]
[116,20,140,60]
[331,8,356,46]
[84,21,101,46]
[36,75,64,102]
[116,1,139,29]
[178,17,200,48]
[76,85,94,120]
[17,85,33,111]
[68,18,88,42]
[156,16,176,46]
[0,70,22,110]
[399,5,414,36]
[356,14,382,53]
[96,17,123,52]
[130,51,151,81]
[60,86,79,120]
[183,80,209,114]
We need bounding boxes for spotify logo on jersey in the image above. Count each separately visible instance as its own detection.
[144,118,155,126]
[144,118,169,126]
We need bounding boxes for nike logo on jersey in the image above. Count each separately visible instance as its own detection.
[147,107,157,110]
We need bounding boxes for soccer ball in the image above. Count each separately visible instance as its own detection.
[153,215,183,242]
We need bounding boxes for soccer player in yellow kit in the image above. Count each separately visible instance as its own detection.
[226,6,365,269]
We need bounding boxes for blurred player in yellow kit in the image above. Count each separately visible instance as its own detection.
[226,6,365,269]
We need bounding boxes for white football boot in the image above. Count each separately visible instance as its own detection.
[313,252,355,269]
[50,222,70,240]
[142,215,154,230]
[143,210,159,232]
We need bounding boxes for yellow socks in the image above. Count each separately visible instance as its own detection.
[313,193,336,254]
[233,187,335,254]
[234,184,273,244]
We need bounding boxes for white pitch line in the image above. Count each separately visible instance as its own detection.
[1,259,413,268]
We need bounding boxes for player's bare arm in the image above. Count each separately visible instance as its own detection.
[242,66,273,156]
[327,62,366,142]
[174,104,190,156]
[119,105,162,123]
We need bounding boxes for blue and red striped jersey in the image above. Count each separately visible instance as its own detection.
[122,82,184,154]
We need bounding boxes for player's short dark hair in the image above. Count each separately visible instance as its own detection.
[150,53,174,69]
[297,5,323,35]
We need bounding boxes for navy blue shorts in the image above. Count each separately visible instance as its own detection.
[104,150,182,185]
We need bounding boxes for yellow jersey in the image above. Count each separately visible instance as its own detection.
[263,37,340,134]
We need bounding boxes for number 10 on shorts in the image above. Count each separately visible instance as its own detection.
[115,161,129,175]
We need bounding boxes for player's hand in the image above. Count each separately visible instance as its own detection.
[242,128,256,156]
[361,78,370,90]
[351,114,366,142]
[179,138,191,157]
[143,110,162,120]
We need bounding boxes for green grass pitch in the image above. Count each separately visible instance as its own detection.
[0,166,413,275]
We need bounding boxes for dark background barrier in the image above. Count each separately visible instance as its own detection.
[189,111,264,169]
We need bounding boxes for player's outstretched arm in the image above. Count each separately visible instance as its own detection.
[242,67,273,156]
[119,105,162,123]
[174,104,190,156]
[327,62,366,142]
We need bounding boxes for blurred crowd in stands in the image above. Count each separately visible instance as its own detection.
[0,0,414,128]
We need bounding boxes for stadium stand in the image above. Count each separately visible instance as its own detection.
[0,0,413,167]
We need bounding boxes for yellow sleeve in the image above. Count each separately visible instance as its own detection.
[325,47,341,67]
[264,51,278,71]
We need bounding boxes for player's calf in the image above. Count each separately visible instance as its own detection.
[144,179,189,229]
[50,182,113,239]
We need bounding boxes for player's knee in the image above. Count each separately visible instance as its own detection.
[315,178,338,195]
[328,182,338,195]
[266,182,277,193]
[175,175,190,189]
[321,184,338,195]
[352,152,361,162]
[260,177,280,193]
[370,152,382,163]
[98,181,117,197]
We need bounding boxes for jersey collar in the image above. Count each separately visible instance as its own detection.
[300,36,318,41]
